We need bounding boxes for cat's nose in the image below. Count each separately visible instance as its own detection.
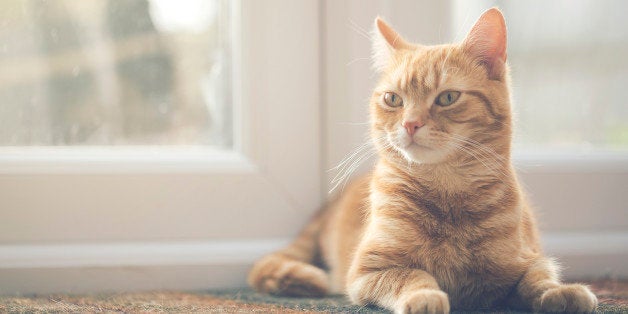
[403,120,425,136]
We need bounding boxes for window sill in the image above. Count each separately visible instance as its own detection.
[0,146,255,174]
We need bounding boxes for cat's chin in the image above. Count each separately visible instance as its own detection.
[397,142,450,165]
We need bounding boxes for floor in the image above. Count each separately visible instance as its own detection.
[1,279,626,313]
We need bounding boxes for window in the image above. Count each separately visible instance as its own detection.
[0,0,232,147]
[0,0,323,294]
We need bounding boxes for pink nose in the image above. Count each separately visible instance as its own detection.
[403,120,425,136]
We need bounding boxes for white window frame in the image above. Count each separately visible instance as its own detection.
[0,0,322,295]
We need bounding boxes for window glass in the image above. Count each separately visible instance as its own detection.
[0,0,232,147]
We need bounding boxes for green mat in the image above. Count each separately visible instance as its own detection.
[209,288,627,313]
[0,287,624,313]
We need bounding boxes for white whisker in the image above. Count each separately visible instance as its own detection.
[347,57,371,66]
[348,19,371,41]
[440,133,513,182]
[328,135,389,194]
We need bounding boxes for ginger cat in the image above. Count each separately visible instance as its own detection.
[249,8,597,313]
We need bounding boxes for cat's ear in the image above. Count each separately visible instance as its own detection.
[462,8,507,80]
[372,17,411,72]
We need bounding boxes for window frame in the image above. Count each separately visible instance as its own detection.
[0,0,323,295]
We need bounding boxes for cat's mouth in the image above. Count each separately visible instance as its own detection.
[386,133,452,164]
[386,132,433,154]
[384,131,451,164]
[392,132,432,150]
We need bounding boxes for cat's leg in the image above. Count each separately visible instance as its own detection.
[248,252,329,297]
[348,266,449,314]
[347,246,449,314]
[515,257,597,313]
[248,210,329,297]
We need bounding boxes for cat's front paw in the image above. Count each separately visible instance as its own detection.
[396,289,450,314]
[537,284,597,313]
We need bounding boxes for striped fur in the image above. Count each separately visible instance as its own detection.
[249,8,597,313]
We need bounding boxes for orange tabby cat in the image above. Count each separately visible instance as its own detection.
[248,8,598,313]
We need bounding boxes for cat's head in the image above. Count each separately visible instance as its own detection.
[370,8,512,166]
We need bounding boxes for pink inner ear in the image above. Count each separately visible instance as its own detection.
[463,8,507,80]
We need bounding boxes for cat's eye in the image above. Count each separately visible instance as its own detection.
[383,92,403,107]
[435,91,461,106]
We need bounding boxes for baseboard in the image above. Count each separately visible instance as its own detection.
[0,238,289,296]
[541,231,628,279]
[0,238,289,269]
[0,232,626,295]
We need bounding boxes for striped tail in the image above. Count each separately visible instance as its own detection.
[247,210,329,297]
